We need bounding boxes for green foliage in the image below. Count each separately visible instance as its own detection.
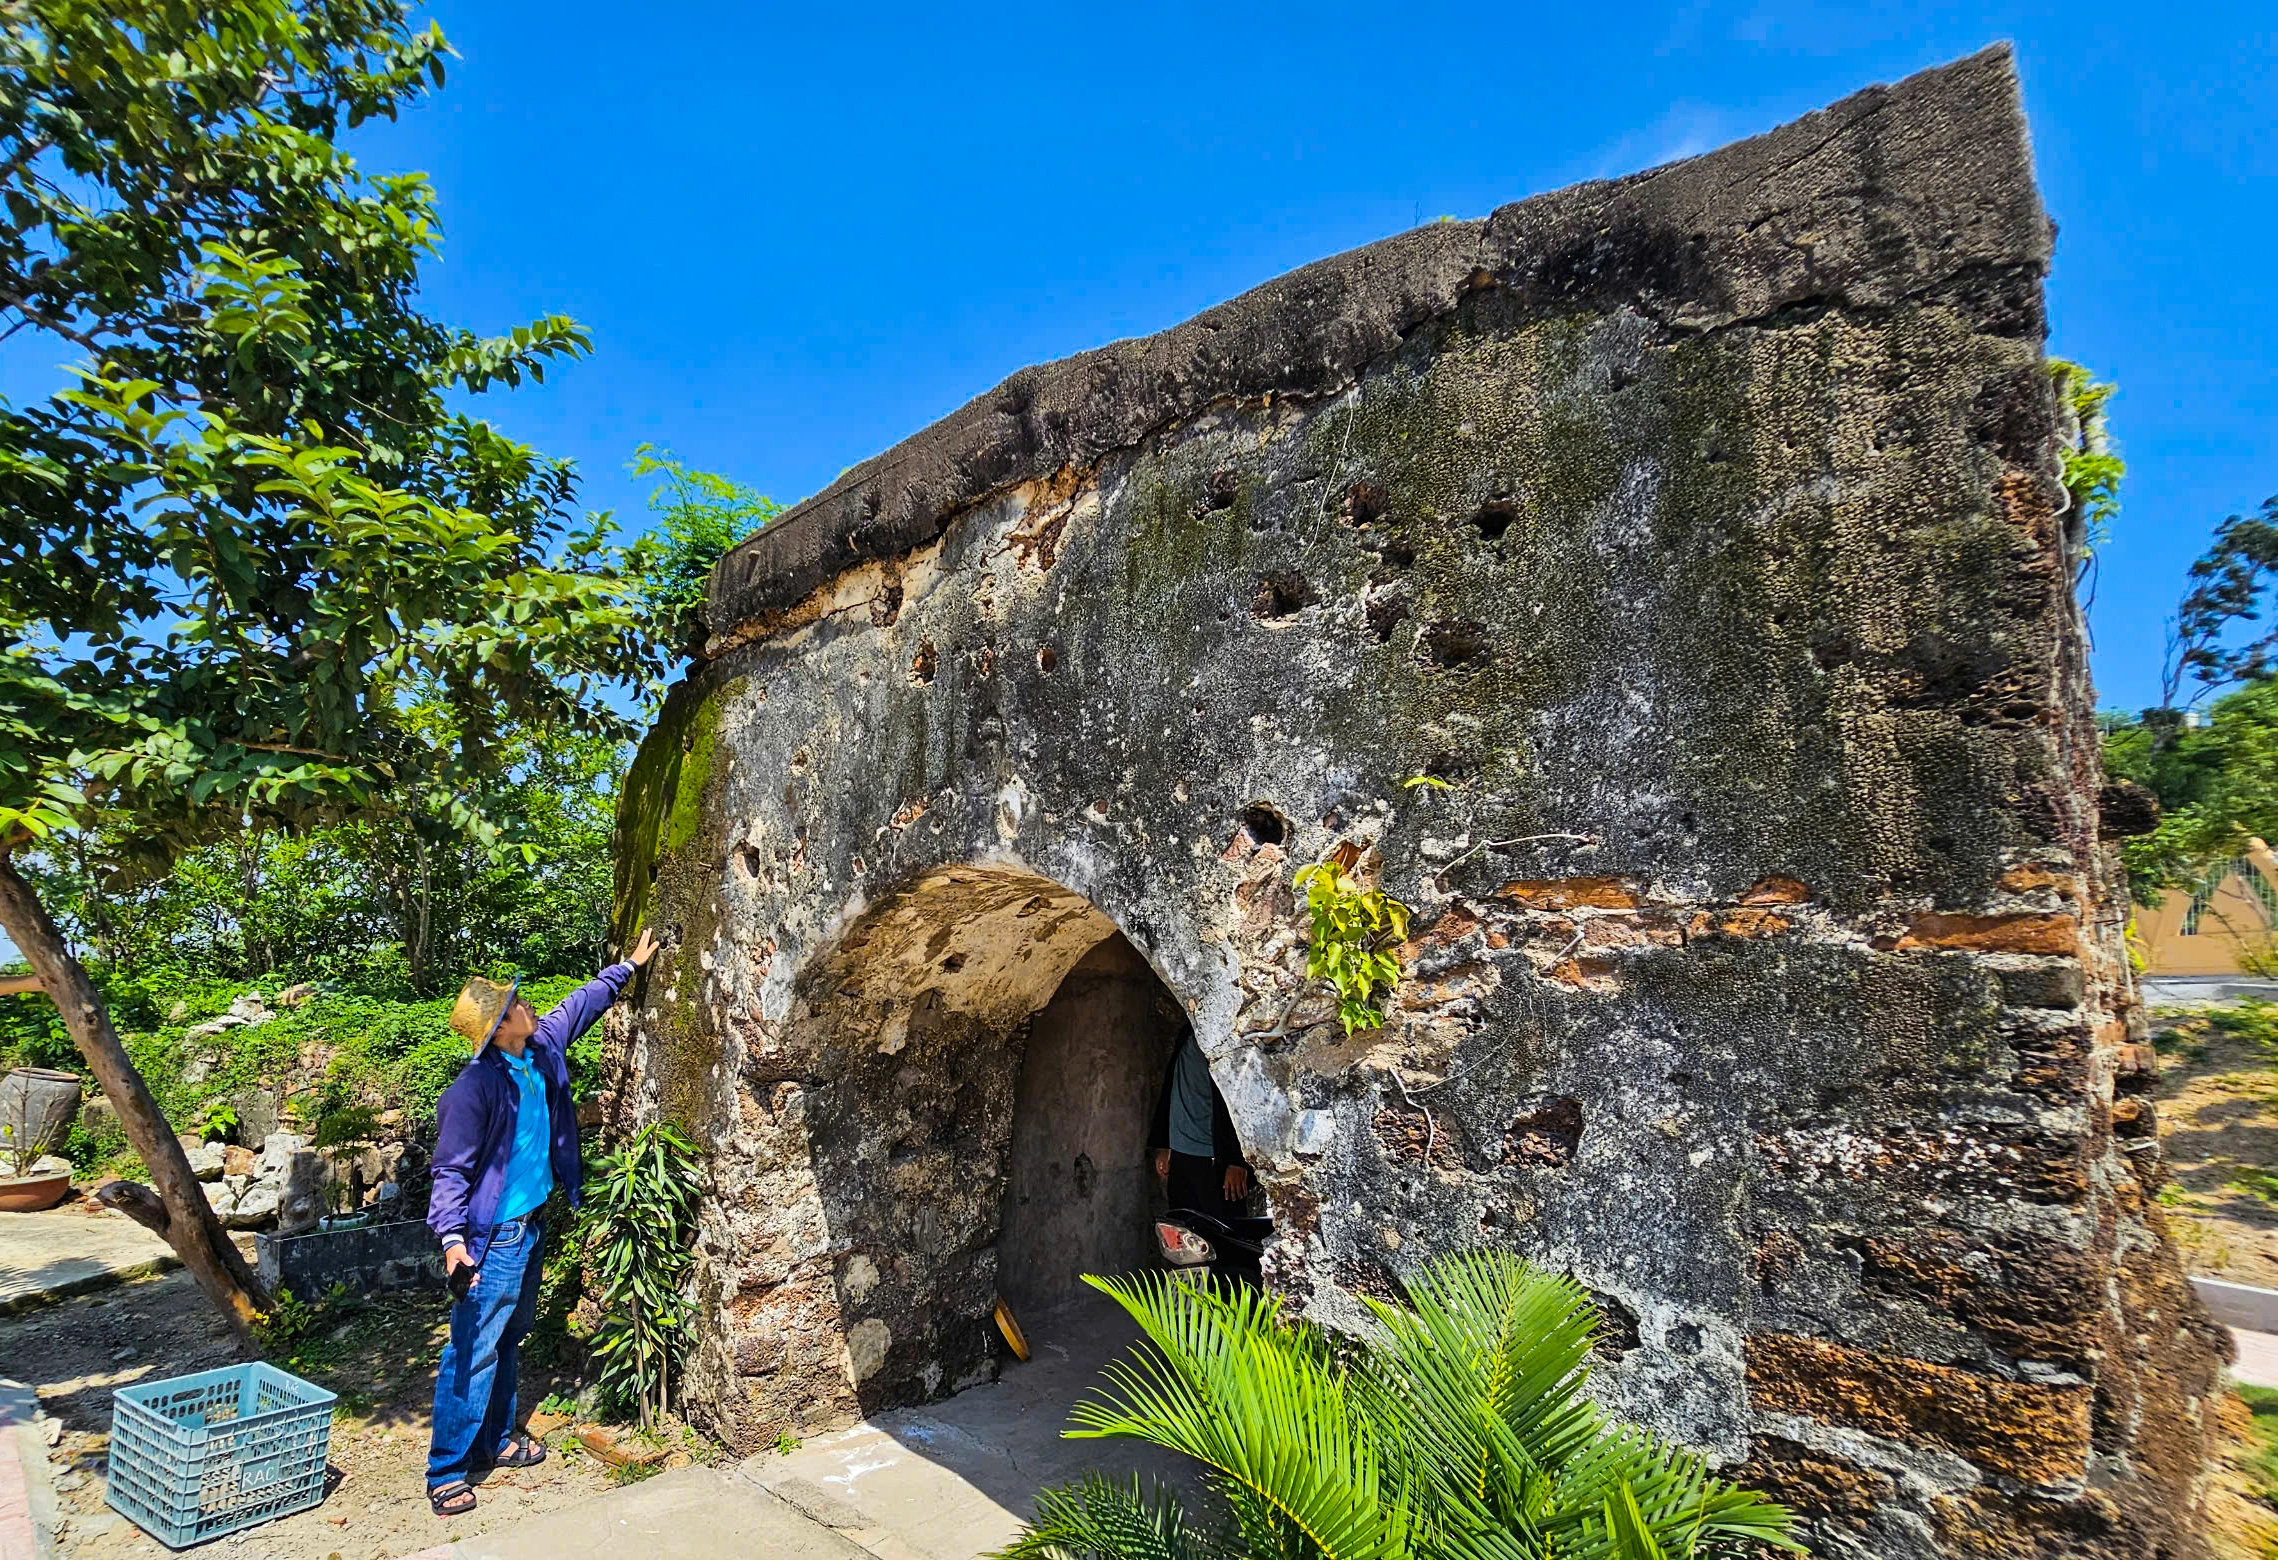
[1003,1252,1794,1560]
[2155,496,2278,709]
[2106,679,2278,897]
[0,974,72,1071]
[626,445,781,663]
[194,1099,240,1143]
[2048,358,2122,560]
[313,1104,380,1150]
[1294,862,1412,1035]
[2232,1167,2278,1205]
[13,722,625,1004]
[2198,1000,2278,1056]
[581,1122,704,1430]
[773,1429,804,1456]
[253,1286,321,1355]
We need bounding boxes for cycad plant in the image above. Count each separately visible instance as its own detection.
[999,1252,1796,1560]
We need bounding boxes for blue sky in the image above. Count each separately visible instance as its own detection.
[14,2,2275,714]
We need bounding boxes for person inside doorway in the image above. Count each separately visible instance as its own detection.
[1149,1026,1250,1219]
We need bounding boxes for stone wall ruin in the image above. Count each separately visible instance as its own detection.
[605,46,2226,1559]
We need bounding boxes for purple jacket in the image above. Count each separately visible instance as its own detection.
[426,963,631,1265]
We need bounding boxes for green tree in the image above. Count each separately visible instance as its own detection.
[2157,497,2278,714]
[15,718,622,1002]
[2106,678,2278,900]
[1002,1253,1793,1560]
[626,445,781,665]
[0,0,658,1339]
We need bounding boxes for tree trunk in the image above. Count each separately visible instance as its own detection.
[0,852,269,1346]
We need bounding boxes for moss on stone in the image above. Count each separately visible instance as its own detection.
[612,674,743,942]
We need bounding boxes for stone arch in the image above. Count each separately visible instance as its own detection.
[696,862,1233,1442]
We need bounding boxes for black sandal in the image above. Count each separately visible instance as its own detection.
[491,1430,547,1469]
[429,1481,476,1518]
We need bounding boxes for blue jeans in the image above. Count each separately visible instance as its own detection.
[427,1217,543,1488]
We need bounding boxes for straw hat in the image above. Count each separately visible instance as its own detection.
[449,975,520,1050]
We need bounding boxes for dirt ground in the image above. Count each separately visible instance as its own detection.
[2153,1003,2278,1286]
[10,1262,627,1560]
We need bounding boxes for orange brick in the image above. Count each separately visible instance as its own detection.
[1898,912,2081,958]
[1745,1333,2090,1485]
[1740,876,1811,905]
[1998,863,2081,900]
[1496,876,1639,910]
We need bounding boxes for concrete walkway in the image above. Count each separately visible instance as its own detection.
[407,1463,875,1560]
[0,1201,176,1313]
[2233,1327,2278,1389]
[748,1290,1206,1560]
[398,1288,1204,1560]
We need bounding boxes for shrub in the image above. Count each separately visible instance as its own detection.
[1001,1252,1796,1560]
[581,1122,704,1429]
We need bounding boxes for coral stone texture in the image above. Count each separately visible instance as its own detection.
[608,46,2223,1559]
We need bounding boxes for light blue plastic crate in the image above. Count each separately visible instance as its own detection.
[106,1361,335,1548]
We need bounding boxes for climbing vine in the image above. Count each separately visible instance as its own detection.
[2049,357,2122,560]
[1294,861,1412,1035]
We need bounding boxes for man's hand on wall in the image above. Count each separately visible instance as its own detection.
[1153,1149,1169,1180]
[628,928,660,967]
[1223,1165,1248,1201]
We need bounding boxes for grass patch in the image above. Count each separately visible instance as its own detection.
[2237,1386,2278,1511]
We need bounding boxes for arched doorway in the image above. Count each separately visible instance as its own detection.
[711,863,1233,1442]
[997,931,1187,1315]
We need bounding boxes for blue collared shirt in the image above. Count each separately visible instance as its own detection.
[493,1045,555,1224]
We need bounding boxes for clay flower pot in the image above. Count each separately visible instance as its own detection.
[0,1166,71,1212]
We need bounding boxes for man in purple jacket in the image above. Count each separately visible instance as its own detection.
[422,930,656,1519]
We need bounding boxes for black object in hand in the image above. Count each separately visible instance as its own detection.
[449,1261,475,1300]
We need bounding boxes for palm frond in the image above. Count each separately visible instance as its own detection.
[1535,1422,1800,1557]
[992,1474,1230,1560]
[1601,1482,1670,1560]
[1356,1249,1599,1548]
[1075,1272,1415,1560]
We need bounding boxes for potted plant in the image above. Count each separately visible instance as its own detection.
[0,1087,71,1211]
[314,1106,380,1229]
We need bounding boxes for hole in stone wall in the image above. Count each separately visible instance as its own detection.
[1345,483,1389,528]
[1419,620,1490,671]
[1473,501,1518,541]
[1589,1289,1642,1358]
[1037,645,1058,675]
[870,580,904,627]
[1204,467,1242,511]
[1503,1096,1583,1167]
[909,641,937,684]
[1251,573,1315,620]
[1366,585,1413,642]
[1237,804,1288,847]
[732,846,764,881]
[1421,752,1473,785]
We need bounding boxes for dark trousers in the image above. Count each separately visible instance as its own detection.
[1165,1150,1236,1222]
